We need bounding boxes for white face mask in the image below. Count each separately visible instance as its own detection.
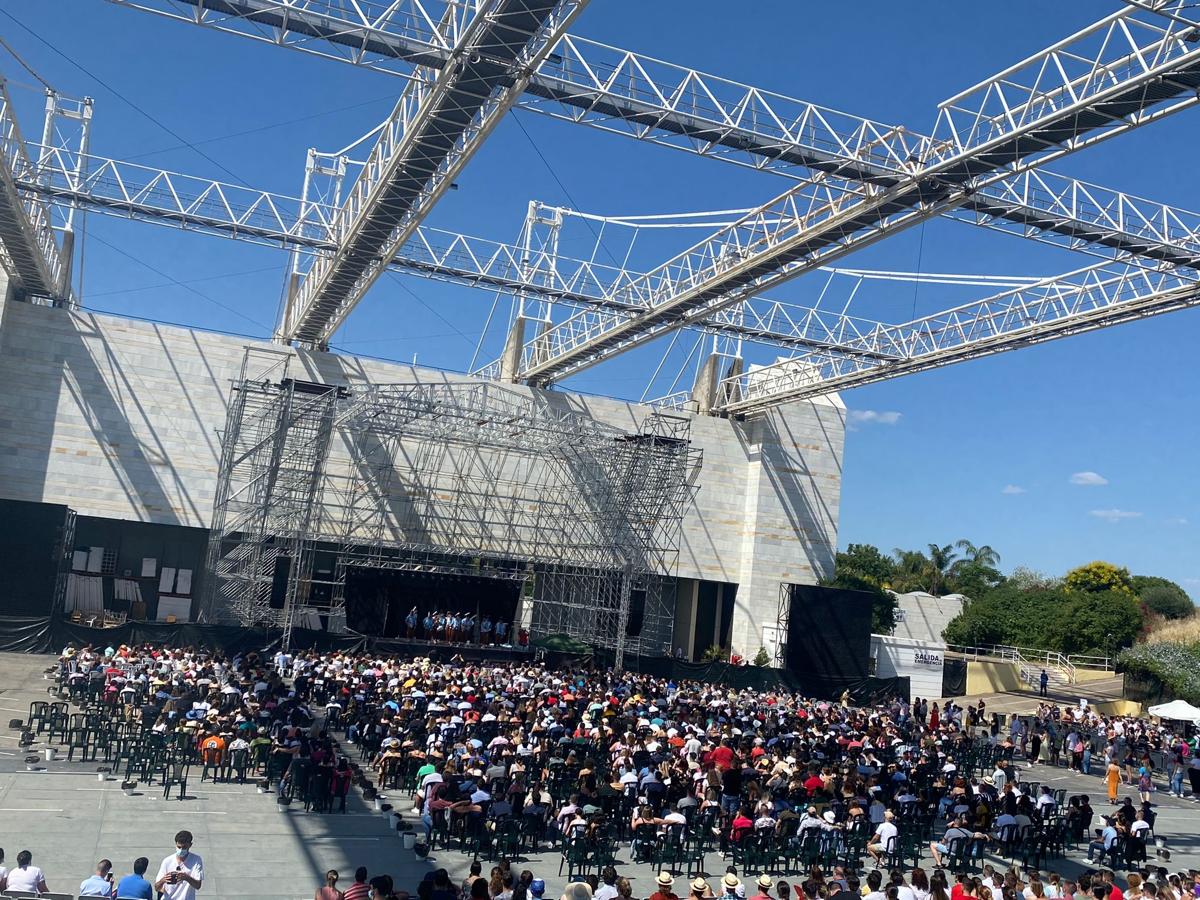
[176,847,188,858]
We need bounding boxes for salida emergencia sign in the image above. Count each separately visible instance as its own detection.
[913,649,942,667]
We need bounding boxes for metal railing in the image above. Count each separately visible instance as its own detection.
[945,642,1090,685]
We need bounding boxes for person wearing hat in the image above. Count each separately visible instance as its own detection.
[752,876,773,900]
[562,884,593,900]
[530,881,545,900]
[689,879,714,900]
[720,874,741,898]
[651,872,678,900]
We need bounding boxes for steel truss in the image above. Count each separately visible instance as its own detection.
[202,349,342,630]
[16,145,1200,372]
[713,262,1200,415]
[100,0,1200,278]
[205,361,701,661]
[279,0,589,346]
[0,79,72,301]
[511,5,1200,385]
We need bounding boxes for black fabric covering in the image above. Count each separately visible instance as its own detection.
[942,658,968,697]
[0,616,908,704]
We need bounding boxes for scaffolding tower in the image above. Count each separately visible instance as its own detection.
[204,353,701,662]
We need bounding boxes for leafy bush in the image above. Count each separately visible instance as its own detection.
[1118,641,1200,704]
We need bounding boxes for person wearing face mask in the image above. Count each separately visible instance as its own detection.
[154,831,204,900]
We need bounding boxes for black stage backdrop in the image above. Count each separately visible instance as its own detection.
[0,615,907,704]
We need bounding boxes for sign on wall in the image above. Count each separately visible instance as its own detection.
[913,649,942,667]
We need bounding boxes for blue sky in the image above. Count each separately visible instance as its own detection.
[2,1,1197,597]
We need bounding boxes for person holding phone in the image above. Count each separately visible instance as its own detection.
[79,859,116,898]
[154,831,204,900]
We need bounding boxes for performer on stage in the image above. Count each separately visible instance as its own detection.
[480,615,493,645]
[405,606,418,639]
[422,610,434,640]
[448,611,460,644]
[495,618,509,646]
[462,612,475,644]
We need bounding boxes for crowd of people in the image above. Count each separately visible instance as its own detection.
[45,641,1200,900]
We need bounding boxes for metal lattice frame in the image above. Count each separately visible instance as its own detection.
[205,363,700,659]
[201,349,342,629]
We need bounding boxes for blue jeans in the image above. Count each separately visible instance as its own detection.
[1082,749,1092,775]
[1171,769,1185,796]
[421,812,433,840]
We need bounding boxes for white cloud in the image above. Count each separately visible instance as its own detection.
[1070,471,1109,486]
[1089,508,1142,523]
[847,409,902,430]
[1166,516,1189,526]
[1001,485,1027,495]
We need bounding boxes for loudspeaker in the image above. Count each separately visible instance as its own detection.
[624,588,646,637]
[0,500,72,615]
[269,555,292,610]
[785,584,872,679]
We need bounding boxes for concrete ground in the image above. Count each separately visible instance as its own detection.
[0,653,1197,900]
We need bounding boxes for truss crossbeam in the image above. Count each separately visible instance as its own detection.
[0,81,68,300]
[716,264,1200,414]
[512,6,1200,384]
[279,0,587,346]
[104,0,1200,278]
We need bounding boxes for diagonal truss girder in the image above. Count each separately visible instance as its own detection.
[0,79,69,300]
[17,140,1200,372]
[279,0,588,346]
[714,263,1200,415]
[513,4,1200,385]
[103,0,1200,277]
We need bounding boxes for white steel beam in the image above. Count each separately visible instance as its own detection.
[0,79,69,300]
[715,264,1200,414]
[102,0,1200,275]
[513,5,1200,384]
[278,0,589,346]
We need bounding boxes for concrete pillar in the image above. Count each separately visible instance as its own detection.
[499,316,528,382]
[691,354,744,415]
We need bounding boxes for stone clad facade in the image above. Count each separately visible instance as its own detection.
[0,297,845,658]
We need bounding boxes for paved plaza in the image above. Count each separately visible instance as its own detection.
[0,652,1198,900]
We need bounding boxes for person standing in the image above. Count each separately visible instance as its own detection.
[154,830,204,900]
[1106,760,1121,805]
[405,608,418,640]
[480,616,493,645]
[495,619,508,646]
[79,859,116,898]
[116,859,154,900]
[1039,670,1049,696]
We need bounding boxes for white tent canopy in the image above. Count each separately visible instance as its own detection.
[1147,699,1200,723]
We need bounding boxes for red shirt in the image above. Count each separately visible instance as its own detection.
[1108,886,1123,900]
[951,885,964,900]
[803,774,824,793]
[711,746,735,771]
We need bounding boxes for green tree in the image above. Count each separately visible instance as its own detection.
[1064,561,1135,595]
[1044,589,1143,655]
[1131,575,1195,619]
[925,543,961,595]
[891,548,933,593]
[1007,566,1062,592]
[753,646,771,666]
[955,540,1002,567]
[947,560,1005,600]
[835,543,896,586]
[943,584,1063,649]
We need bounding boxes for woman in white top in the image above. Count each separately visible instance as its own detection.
[4,850,49,894]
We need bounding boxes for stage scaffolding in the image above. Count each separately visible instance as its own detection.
[203,351,701,666]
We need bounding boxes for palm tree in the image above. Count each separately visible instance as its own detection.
[926,543,960,595]
[891,548,933,593]
[955,539,1001,567]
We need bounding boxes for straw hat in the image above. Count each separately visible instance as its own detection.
[657,873,674,888]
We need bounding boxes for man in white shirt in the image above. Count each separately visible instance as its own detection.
[154,830,204,900]
[4,851,49,894]
[867,810,898,866]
